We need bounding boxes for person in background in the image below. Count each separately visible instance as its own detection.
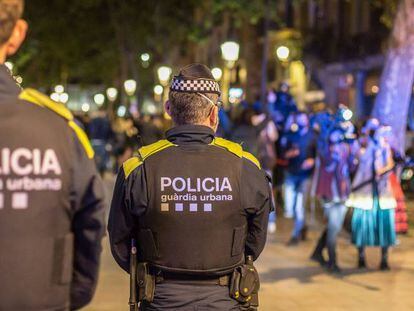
[280,111,316,245]
[311,127,357,273]
[268,83,298,132]
[347,124,397,270]
[88,109,114,175]
[134,114,164,147]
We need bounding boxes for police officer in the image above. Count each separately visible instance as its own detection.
[108,64,272,310]
[0,1,105,310]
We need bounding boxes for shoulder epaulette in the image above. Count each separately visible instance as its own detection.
[19,88,94,159]
[122,139,175,178]
[211,137,261,169]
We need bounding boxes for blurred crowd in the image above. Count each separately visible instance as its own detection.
[77,83,410,273]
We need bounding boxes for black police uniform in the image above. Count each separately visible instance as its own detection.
[0,65,106,311]
[108,124,272,310]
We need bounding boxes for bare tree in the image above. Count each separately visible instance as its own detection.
[372,0,414,154]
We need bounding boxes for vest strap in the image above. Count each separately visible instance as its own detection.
[19,88,94,159]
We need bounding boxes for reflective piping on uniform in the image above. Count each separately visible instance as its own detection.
[68,121,95,159]
[211,137,261,169]
[123,158,143,179]
[123,139,176,179]
[19,88,95,159]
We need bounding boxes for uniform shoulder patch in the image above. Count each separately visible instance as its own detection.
[211,137,243,157]
[123,157,143,178]
[19,88,94,159]
[138,139,175,160]
[242,151,261,169]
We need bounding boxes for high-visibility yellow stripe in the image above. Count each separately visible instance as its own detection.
[122,139,175,179]
[139,139,175,160]
[68,121,95,159]
[242,151,261,169]
[19,88,94,159]
[212,137,261,169]
[123,157,143,178]
[211,137,243,157]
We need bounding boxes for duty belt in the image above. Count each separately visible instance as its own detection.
[156,271,230,286]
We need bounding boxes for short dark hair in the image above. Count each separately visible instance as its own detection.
[168,91,217,125]
[0,0,24,45]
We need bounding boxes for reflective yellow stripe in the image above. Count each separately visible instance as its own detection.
[19,88,73,120]
[68,121,95,159]
[123,157,143,178]
[122,139,175,179]
[19,88,94,159]
[242,151,261,169]
[212,137,261,169]
[211,137,243,157]
[139,139,175,160]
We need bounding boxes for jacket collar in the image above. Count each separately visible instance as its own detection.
[166,124,215,145]
[0,64,21,101]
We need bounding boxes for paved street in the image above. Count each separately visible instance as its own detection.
[85,178,414,311]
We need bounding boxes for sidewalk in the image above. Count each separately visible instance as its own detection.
[86,179,414,310]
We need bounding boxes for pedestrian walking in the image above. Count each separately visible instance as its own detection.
[0,1,105,309]
[347,124,397,270]
[108,64,272,310]
[280,112,317,245]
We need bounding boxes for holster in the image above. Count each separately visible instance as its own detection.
[229,261,260,309]
[137,263,155,303]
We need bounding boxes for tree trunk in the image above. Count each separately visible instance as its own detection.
[372,0,414,155]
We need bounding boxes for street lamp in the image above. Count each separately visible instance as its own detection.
[59,92,69,104]
[94,93,105,107]
[124,79,137,96]
[106,87,118,102]
[220,41,240,105]
[276,45,290,62]
[221,41,240,63]
[211,67,223,81]
[157,66,172,86]
[81,102,90,113]
[50,92,60,102]
[157,66,172,103]
[5,61,13,72]
[140,53,150,62]
[54,85,65,94]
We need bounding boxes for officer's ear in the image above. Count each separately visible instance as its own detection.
[5,19,28,57]
[164,100,172,118]
[209,105,219,129]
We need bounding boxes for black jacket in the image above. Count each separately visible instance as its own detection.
[108,125,271,275]
[0,65,105,310]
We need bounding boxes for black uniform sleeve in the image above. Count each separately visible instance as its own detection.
[108,164,148,273]
[241,159,272,260]
[70,136,106,310]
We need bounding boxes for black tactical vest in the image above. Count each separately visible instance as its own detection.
[0,89,92,310]
[129,139,253,275]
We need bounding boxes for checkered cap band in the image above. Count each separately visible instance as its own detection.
[170,77,221,95]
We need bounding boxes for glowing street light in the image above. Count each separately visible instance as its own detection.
[117,105,127,117]
[154,85,163,96]
[106,87,118,102]
[140,53,150,62]
[211,67,223,81]
[124,79,137,96]
[157,66,172,86]
[221,41,240,63]
[50,92,60,102]
[54,85,64,94]
[94,93,105,107]
[81,102,90,113]
[276,45,290,61]
[59,92,69,104]
[5,61,14,72]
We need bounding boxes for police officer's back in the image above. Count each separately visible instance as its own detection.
[108,64,272,310]
[0,1,105,309]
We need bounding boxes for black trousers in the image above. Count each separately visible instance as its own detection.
[140,282,241,311]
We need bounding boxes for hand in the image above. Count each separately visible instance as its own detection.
[284,148,300,159]
[301,158,315,170]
